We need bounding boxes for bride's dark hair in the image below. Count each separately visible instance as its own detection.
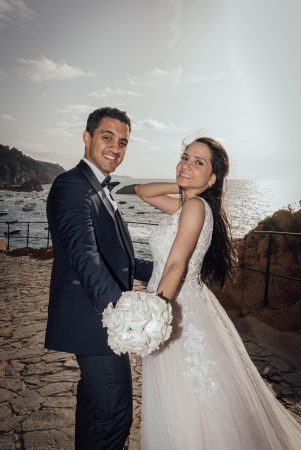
[181,137,237,288]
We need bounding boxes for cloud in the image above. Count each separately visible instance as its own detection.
[184,71,232,84]
[130,136,148,144]
[46,119,85,143]
[89,86,143,99]
[0,0,36,29]
[134,118,176,131]
[0,69,8,78]
[58,103,95,116]
[128,66,182,88]
[17,57,96,82]
[171,66,183,87]
[181,64,234,85]
[47,104,96,141]
[168,0,184,48]
[128,74,161,87]
[151,68,168,77]
[0,113,13,120]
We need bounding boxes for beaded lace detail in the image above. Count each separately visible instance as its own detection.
[183,323,220,399]
[147,198,220,399]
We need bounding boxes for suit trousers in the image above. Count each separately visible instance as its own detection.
[75,353,133,450]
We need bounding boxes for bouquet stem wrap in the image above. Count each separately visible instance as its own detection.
[102,291,173,357]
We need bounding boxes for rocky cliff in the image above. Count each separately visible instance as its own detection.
[213,206,301,331]
[0,145,65,185]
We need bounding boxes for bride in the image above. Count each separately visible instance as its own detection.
[135,137,301,449]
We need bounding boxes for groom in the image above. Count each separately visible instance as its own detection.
[45,107,153,450]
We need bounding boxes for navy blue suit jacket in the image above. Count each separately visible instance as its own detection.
[45,160,153,355]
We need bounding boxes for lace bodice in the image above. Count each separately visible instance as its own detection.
[147,198,213,293]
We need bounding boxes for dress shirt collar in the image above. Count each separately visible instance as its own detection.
[82,158,117,211]
[82,158,106,184]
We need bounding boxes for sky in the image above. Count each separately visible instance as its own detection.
[0,0,300,180]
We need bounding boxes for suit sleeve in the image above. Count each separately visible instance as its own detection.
[134,258,153,283]
[48,177,122,314]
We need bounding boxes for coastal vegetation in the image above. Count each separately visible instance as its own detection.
[0,144,65,187]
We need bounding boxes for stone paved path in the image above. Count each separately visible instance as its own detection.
[0,254,300,449]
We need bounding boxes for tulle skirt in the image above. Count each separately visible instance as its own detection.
[141,282,301,450]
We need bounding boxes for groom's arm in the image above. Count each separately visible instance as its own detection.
[48,175,122,314]
[134,258,153,283]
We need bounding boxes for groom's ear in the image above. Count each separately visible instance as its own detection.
[83,130,91,149]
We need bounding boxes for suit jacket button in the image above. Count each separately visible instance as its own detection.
[122,267,129,272]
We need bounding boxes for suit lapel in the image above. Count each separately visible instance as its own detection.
[77,160,134,266]
[77,160,115,221]
[115,209,135,270]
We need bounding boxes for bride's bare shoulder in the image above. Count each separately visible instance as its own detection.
[179,197,205,224]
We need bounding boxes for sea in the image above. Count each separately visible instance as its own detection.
[0,178,300,259]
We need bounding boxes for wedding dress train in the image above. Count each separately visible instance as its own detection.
[141,198,301,449]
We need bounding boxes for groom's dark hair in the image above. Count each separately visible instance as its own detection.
[86,107,131,136]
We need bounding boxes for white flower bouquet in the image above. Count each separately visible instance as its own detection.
[102,290,173,357]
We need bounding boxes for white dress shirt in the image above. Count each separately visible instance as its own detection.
[82,158,117,211]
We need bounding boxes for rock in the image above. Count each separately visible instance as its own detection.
[8,247,53,259]
[0,414,24,432]
[215,205,301,321]
[18,179,43,192]
[267,356,293,373]
[282,372,301,387]
[63,358,78,370]
[45,395,76,409]
[0,237,6,253]
[251,301,301,331]
[271,382,293,396]
[42,371,80,384]
[243,341,263,356]
[37,382,73,397]
[0,432,18,450]
[116,184,136,194]
[0,387,12,402]
[22,429,73,450]
[21,410,72,432]
[261,365,278,377]
[272,209,293,231]
[11,390,42,414]
[0,404,11,421]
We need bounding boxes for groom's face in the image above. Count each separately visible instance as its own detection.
[83,117,130,176]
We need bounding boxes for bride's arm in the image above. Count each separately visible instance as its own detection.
[135,182,180,214]
[156,198,205,301]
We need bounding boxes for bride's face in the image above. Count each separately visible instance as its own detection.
[176,142,216,192]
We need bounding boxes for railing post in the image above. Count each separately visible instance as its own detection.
[26,222,30,248]
[47,227,50,248]
[7,222,10,252]
[263,233,273,307]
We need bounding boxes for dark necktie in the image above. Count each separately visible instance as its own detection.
[101,176,120,192]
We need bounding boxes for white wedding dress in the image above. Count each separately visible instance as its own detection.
[141,198,301,450]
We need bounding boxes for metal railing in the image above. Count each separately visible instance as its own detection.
[0,220,158,253]
[242,230,301,306]
[1,222,300,307]
[0,221,51,251]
